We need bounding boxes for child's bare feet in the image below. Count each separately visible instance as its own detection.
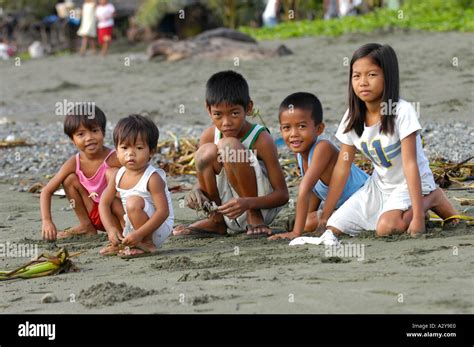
[99,243,121,256]
[443,216,462,229]
[117,242,158,258]
[173,217,227,236]
[429,188,459,222]
[246,210,272,235]
[57,223,97,239]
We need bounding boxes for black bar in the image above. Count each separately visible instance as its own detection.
[0,314,473,345]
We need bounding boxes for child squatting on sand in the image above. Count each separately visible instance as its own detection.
[99,115,174,258]
[269,92,368,241]
[173,70,289,236]
[40,104,122,241]
[316,43,459,241]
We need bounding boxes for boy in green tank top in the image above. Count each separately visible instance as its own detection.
[173,70,289,236]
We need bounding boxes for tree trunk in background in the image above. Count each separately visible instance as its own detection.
[282,0,298,21]
[224,0,237,29]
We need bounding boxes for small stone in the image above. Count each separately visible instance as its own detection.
[41,293,58,303]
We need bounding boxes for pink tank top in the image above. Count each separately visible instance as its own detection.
[75,149,115,203]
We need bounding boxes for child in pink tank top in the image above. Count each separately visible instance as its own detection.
[40,104,123,241]
[75,149,115,204]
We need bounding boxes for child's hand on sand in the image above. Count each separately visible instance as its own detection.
[42,220,58,241]
[217,198,249,219]
[268,231,299,240]
[122,232,143,248]
[185,188,209,210]
[107,228,123,245]
[408,216,425,237]
[316,217,328,234]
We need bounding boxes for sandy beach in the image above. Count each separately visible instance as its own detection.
[1,30,473,127]
[0,183,473,314]
[0,30,473,314]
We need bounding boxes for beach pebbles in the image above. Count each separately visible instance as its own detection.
[0,121,472,186]
[41,293,58,303]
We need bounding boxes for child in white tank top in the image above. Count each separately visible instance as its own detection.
[99,115,174,258]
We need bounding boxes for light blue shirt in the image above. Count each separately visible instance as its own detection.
[296,139,368,208]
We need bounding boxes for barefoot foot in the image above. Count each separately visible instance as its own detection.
[173,217,227,236]
[57,224,97,239]
[246,210,272,235]
[99,243,122,256]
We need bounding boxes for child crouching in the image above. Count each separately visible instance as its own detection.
[99,115,174,258]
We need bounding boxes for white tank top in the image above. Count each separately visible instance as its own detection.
[214,123,269,175]
[115,165,174,225]
[213,123,267,150]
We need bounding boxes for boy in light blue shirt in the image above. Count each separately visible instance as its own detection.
[270,92,368,240]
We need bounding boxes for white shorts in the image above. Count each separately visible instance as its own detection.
[327,176,436,236]
[216,154,281,232]
[123,197,173,247]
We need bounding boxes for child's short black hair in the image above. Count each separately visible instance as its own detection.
[279,92,323,125]
[205,70,251,109]
[63,104,107,139]
[113,114,159,151]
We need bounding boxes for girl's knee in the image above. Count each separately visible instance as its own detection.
[63,173,79,187]
[376,216,407,236]
[125,196,145,213]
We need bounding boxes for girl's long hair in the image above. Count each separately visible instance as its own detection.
[345,43,399,137]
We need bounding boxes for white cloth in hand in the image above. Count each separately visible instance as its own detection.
[289,230,340,246]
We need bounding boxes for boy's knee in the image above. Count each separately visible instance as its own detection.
[376,217,406,236]
[195,143,218,171]
[125,196,145,213]
[217,137,241,151]
[305,213,318,230]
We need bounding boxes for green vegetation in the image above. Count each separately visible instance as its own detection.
[240,0,474,40]
[135,0,181,28]
[0,0,57,19]
[135,0,262,29]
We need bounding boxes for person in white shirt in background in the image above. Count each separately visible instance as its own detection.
[77,0,97,56]
[95,0,115,56]
[262,0,280,27]
[324,0,362,19]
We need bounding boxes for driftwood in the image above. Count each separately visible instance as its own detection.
[147,27,292,61]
